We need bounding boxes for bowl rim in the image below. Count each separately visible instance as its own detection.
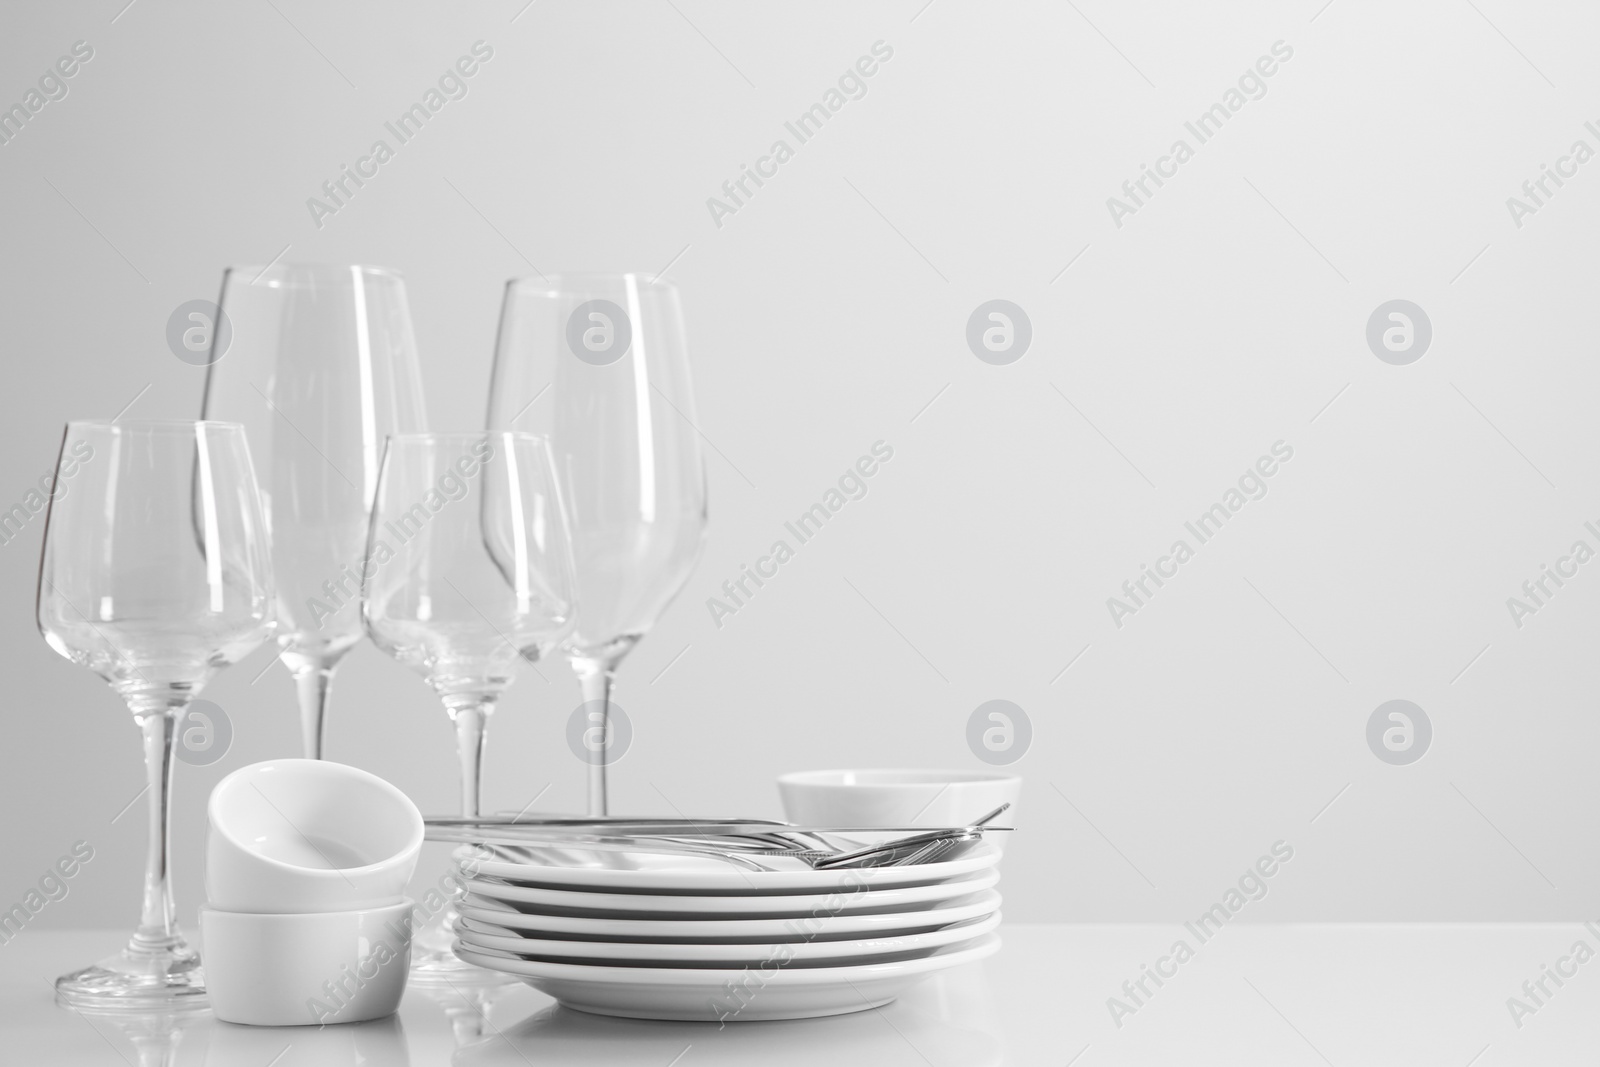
[776,768,1021,788]
[198,896,416,923]
[208,758,424,878]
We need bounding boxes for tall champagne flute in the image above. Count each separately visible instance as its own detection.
[201,263,426,759]
[37,421,274,1007]
[362,432,575,978]
[486,274,708,815]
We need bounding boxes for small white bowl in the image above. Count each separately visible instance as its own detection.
[777,769,1021,834]
[207,759,423,914]
[201,898,417,1026]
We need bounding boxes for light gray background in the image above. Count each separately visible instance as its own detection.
[2,0,1595,929]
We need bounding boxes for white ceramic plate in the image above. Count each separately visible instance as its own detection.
[463,842,1000,895]
[453,910,1002,966]
[453,933,1001,1021]
[460,868,999,918]
[456,888,1002,943]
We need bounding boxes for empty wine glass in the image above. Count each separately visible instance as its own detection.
[362,431,574,979]
[486,274,708,815]
[37,421,274,1008]
[201,263,426,759]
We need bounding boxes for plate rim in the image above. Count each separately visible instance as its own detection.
[452,931,1003,986]
[459,868,1000,916]
[463,844,1000,894]
[452,910,1003,964]
[455,888,1002,941]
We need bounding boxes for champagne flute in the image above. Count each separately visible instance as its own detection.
[486,274,708,815]
[201,263,426,759]
[37,420,274,1007]
[362,431,574,979]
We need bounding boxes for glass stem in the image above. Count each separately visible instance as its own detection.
[129,702,182,955]
[444,698,495,819]
[286,657,335,760]
[573,659,615,817]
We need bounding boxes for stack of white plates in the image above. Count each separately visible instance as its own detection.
[451,842,1002,1021]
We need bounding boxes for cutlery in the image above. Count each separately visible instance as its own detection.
[429,805,1012,870]
[425,814,1013,839]
[810,804,1008,869]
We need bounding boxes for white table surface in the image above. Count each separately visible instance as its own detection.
[3,925,1594,1064]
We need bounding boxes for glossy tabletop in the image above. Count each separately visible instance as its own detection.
[3,925,1594,1064]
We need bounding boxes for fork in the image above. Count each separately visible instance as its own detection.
[454,804,1010,871]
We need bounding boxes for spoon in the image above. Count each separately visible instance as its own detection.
[809,803,1011,869]
[571,803,1013,870]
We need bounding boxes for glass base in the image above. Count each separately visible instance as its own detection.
[408,945,518,986]
[55,935,206,1011]
[414,980,522,1047]
[408,902,516,987]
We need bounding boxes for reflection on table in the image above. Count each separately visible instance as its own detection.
[29,930,1002,1067]
[453,966,1003,1067]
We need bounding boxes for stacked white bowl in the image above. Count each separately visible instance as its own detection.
[201,759,424,1026]
[450,838,1002,1022]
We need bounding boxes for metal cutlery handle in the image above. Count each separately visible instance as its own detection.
[435,803,1013,869]
[426,817,1013,839]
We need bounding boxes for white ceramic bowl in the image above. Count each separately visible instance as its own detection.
[777,769,1021,836]
[201,898,416,1026]
[207,759,423,914]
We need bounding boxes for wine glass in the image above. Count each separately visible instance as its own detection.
[362,431,575,979]
[485,274,708,815]
[37,420,274,1008]
[201,263,426,759]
